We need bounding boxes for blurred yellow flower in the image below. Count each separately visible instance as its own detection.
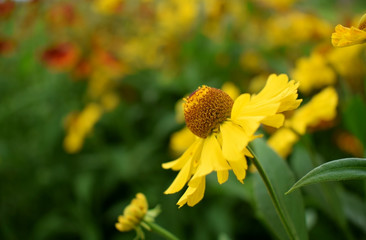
[332,13,366,48]
[268,87,338,157]
[93,0,123,15]
[288,87,338,135]
[170,127,196,156]
[266,12,332,46]
[163,74,301,207]
[255,0,296,11]
[327,44,365,79]
[115,193,148,232]
[156,0,198,37]
[63,103,103,153]
[292,53,336,94]
[268,128,299,158]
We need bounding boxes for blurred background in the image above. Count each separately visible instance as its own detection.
[1,0,366,239]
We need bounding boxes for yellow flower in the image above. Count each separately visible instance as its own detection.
[268,87,338,158]
[169,82,240,156]
[288,87,338,135]
[332,13,366,47]
[115,193,148,232]
[163,74,301,207]
[327,44,365,79]
[93,0,123,15]
[170,127,196,156]
[268,128,299,158]
[63,103,103,153]
[291,53,336,94]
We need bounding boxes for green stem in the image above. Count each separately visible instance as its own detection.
[142,220,179,240]
[248,146,296,240]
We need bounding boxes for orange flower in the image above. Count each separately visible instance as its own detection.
[0,0,15,18]
[41,42,80,72]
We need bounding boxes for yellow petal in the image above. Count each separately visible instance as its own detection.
[221,121,250,161]
[231,93,251,120]
[252,74,301,113]
[177,177,206,207]
[164,157,194,194]
[162,138,203,170]
[268,127,299,158]
[193,135,231,179]
[260,114,285,128]
[217,170,229,184]
[331,24,366,48]
[227,157,248,183]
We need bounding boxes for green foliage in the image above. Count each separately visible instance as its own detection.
[251,139,307,240]
[287,158,366,194]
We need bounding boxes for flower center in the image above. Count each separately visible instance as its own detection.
[183,85,234,138]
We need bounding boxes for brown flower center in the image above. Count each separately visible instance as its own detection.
[183,86,234,138]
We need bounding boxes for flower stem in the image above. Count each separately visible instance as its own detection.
[248,146,296,240]
[142,220,179,240]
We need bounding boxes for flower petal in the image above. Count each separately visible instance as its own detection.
[177,177,206,207]
[221,121,251,161]
[193,134,231,179]
[217,170,229,184]
[227,157,248,183]
[162,138,203,170]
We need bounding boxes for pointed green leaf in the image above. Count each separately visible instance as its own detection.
[290,145,351,237]
[250,138,308,240]
[287,158,366,194]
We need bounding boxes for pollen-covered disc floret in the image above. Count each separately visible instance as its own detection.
[184,85,234,138]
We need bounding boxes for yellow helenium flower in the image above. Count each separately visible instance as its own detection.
[163,74,301,207]
[169,82,240,156]
[268,128,299,158]
[292,53,336,94]
[268,87,338,158]
[332,13,366,47]
[288,87,338,135]
[115,193,148,232]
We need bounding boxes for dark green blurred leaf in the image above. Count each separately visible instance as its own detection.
[251,138,308,240]
[343,95,366,148]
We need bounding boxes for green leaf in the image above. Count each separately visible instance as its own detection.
[253,174,289,240]
[287,158,366,194]
[290,145,351,237]
[250,138,308,240]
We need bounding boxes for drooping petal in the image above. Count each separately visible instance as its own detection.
[162,138,203,170]
[164,157,194,194]
[217,170,229,184]
[227,157,248,183]
[221,121,250,161]
[177,177,206,207]
[192,134,231,179]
